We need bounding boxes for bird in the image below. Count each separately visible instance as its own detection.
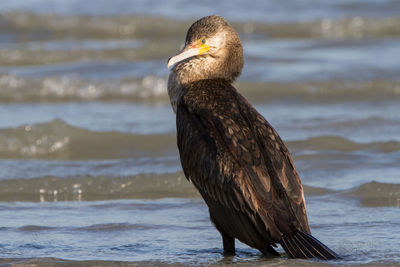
[166,15,339,260]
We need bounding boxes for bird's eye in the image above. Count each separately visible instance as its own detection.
[201,38,206,44]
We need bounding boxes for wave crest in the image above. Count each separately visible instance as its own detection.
[0,119,176,159]
[2,12,400,41]
[0,172,198,202]
[0,74,168,102]
[1,120,399,160]
[288,136,400,153]
[2,76,400,103]
[346,181,400,207]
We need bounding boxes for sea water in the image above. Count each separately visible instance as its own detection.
[0,0,399,265]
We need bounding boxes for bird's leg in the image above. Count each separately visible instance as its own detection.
[258,245,280,257]
[210,213,235,255]
[221,232,235,256]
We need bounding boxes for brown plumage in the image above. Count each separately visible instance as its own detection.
[167,15,339,260]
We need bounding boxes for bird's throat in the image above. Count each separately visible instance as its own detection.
[167,56,220,113]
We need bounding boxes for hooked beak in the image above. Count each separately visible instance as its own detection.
[167,38,210,70]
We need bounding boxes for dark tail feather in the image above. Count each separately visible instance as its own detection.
[280,230,340,260]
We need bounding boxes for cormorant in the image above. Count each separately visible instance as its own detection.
[167,15,339,260]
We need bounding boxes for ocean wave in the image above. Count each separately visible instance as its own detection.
[345,181,400,207]
[251,17,400,39]
[2,12,400,42]
[0,171,333,202]
[0,12,187,40]
[0,13,183,66]
[1,172,398,207]
[0,119,176,159]
[288,136,400,153]
[238,80,400,103]
[0,74,168,102]
[76,223,158,232]
[5,223,160,232]
[1,119,399,160]
[0,42,173,66]
[1,75,400,103]
[0,40,151,66]
[17,225,55,231]
[0,172,199,202]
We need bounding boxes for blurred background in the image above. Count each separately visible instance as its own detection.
[0,0,399,266]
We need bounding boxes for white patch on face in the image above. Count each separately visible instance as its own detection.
[208,31,228,53]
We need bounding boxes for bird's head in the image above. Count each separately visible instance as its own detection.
[167,15,244,83]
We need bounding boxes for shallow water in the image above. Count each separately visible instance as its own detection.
[0,0,400,266]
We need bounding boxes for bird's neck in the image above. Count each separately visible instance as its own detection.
[167,56,228,113]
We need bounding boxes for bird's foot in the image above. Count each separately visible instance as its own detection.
[223,249,235,257]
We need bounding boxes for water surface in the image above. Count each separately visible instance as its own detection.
[0,0,399,266]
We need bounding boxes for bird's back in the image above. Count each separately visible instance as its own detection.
[176,79,310,248]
